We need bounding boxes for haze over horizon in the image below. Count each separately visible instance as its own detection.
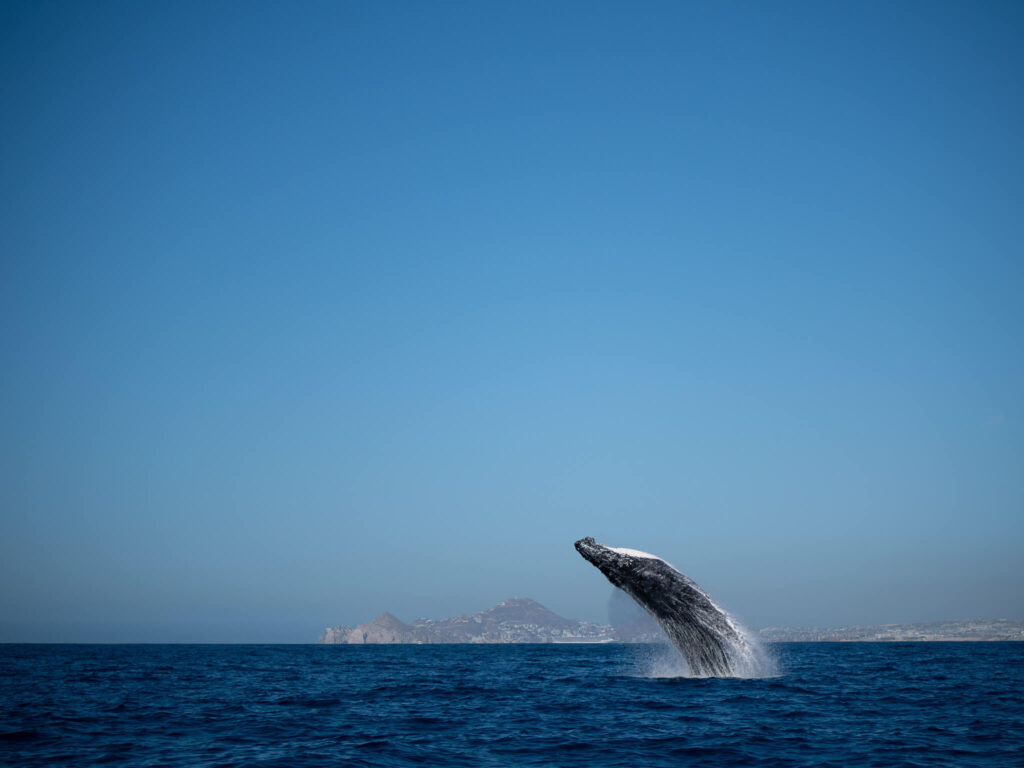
[2,1,1022,643]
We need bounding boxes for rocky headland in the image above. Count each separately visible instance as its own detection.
[318,597,660,645]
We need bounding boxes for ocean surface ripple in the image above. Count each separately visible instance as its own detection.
[1,642,1022,766]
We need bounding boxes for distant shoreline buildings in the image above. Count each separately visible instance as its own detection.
[318,598,641,645]
[318,599,1024,644]
[758,619,1024,642]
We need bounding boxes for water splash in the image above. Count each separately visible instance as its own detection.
[628,620,779,679]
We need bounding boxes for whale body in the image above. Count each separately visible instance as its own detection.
[574,537,750,677]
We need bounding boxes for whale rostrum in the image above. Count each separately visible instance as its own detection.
[574,537,751,677]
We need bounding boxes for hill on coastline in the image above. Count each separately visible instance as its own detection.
[318,597,657,644]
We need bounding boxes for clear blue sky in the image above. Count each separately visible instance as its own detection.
[1,1,1021,642]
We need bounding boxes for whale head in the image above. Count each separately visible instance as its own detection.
[573,536,603,564]
[573,537,667,587]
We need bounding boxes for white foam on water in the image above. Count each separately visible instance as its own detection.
[723,618,780,679]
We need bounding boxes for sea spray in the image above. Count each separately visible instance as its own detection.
[626,616,779,679]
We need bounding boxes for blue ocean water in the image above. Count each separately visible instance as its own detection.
[1,642,1022,767]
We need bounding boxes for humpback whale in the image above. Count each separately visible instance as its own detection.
[574,537,753,677]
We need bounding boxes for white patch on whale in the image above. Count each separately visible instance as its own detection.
[608,547,663,561]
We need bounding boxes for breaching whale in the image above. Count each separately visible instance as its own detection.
[574,537,751,677]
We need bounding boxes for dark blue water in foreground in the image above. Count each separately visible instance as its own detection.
[2,643,1022,767]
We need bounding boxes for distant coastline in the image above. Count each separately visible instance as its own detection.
[319,598,1024,644]
[318,598,656,645]
[759,619,1024,642]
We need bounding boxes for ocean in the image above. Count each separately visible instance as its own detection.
[1,642,1022,766]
